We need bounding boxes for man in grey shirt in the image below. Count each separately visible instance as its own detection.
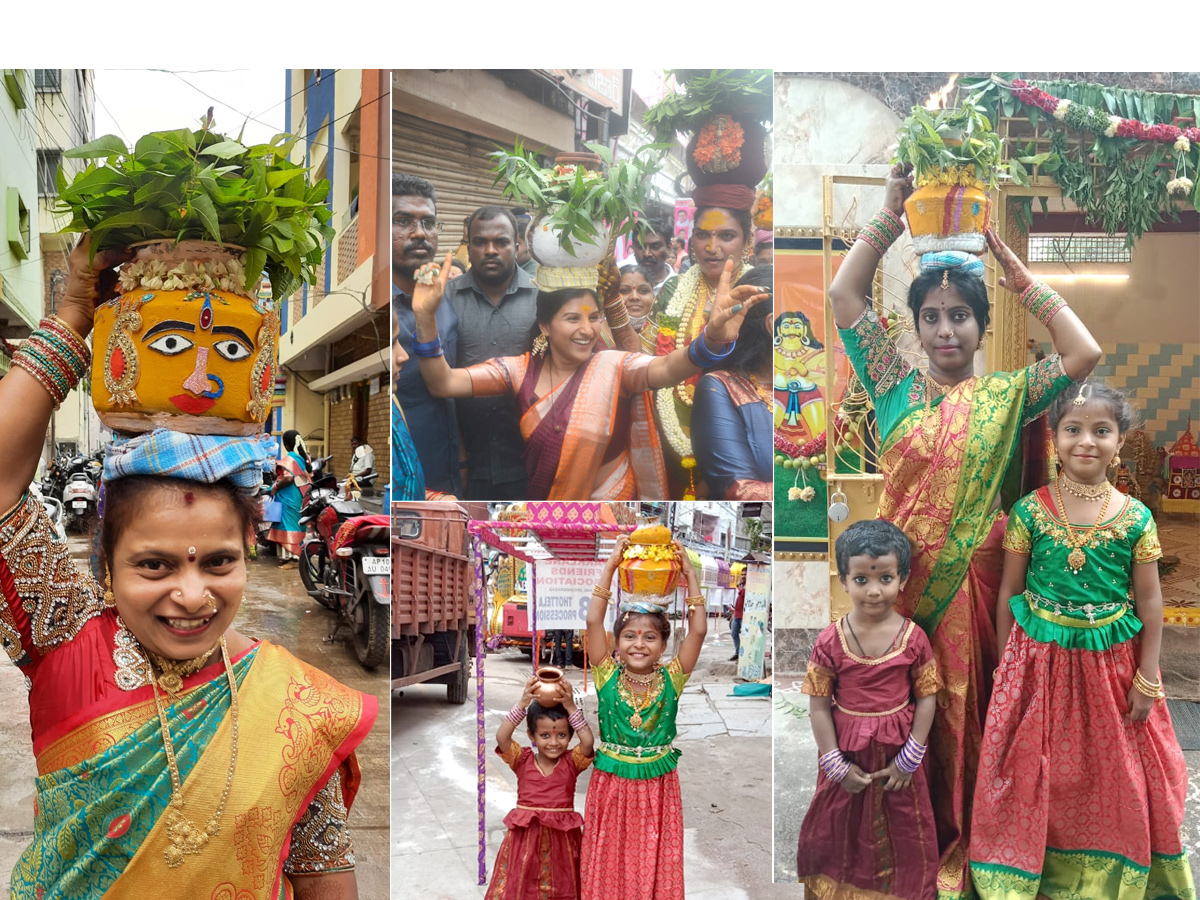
[444,206,538,500]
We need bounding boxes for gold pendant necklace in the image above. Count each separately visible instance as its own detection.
[146,635,239,868]
[617,668,663,730]
[1054,478,1113,575]
[1058,473,1110,501]
[148,645,219,703]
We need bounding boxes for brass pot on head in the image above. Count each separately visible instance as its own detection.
[534,666,565,705]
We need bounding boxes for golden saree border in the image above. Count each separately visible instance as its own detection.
[37,696,159,776]
[103,642,374,900]
[883,372,1028,633]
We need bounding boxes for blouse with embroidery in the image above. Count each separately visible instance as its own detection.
[592,655,688,780]
[838,307,1073,444]
[0,491,355,873]
[802,617,942,752]
[1002,486,1161,651]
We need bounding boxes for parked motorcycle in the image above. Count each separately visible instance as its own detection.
[297,461,389,669]
[29,482,66,543]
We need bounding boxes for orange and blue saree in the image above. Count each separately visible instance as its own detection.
[0,494,378,899]
[839,307,1073,900]
[466,350,668,501]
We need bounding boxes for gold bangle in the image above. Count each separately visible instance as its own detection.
[592,585,612,599]
[1133,670,1165,700]
[685,595,705,609]
[49,314,89,348]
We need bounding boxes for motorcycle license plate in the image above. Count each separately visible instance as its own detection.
[73,501,87,509]
[361,557,389,575]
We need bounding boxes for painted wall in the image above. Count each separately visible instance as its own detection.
[0,69,42,331]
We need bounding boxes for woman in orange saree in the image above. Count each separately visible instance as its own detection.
[0,236,376,900]
[825,165,1101,900]
[410,252,770,501]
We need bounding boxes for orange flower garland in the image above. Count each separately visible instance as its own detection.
[693,117,745,171]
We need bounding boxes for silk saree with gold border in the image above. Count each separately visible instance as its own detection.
[839,308,1073,899]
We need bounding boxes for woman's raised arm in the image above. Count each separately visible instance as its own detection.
[829,164,911,329]
[646,259,770,389]
[411,253,475,400]
[985,229,1101,381]
[0,235,130,514]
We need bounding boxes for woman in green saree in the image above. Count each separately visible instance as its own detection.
[826,164,1101,900]
[0,236,376,899]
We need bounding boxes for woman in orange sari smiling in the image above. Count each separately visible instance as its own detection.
[411,251,769,501]
[0,237,376,900]
[827,165,1101,900]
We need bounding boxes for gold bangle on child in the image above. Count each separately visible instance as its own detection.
[684,595,705,610]
[1133,669,1165,700]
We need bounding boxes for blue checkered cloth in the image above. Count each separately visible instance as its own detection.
[919,250,985,280]
[104,430,277,495]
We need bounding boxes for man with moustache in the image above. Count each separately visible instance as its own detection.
[443,206,537,500]
[631,217,675,295]
[391,173,462,496]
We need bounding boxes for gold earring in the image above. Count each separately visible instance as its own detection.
[532,333,548,357]
[1112,454,1121,469]
[104,568,116,608]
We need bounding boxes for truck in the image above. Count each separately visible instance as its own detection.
[391,502,475,703]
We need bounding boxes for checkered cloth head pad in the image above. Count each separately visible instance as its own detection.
[104,429,277,495]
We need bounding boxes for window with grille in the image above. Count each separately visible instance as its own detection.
[34,69,61,92]
[1028,235,1131,264]
[37,150,61,197]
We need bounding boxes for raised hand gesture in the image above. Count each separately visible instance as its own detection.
[702,258,771,345]
[412,251,454,318]
[986,228,1034,295]
[885,163,914,218]
[62,233,134,324]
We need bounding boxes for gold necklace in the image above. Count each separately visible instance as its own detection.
[621,666,657,686]
[922,373,948,414]
[148,645,219,703]
[746,374,774,409]
[1054,477,1114,575]
[617,669,664,730]
[147,635,239,868]
[1058,473,1110,501]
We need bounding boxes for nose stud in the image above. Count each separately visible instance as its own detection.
[173,589,183,599]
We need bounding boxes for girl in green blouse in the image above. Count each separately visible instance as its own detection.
[969,383,1193,900]
[578,534,707,900]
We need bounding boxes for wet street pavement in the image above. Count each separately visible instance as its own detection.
[393,623,784,899]
[0,536,390,898]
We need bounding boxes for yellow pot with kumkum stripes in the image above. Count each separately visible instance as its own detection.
[904,182,992,254]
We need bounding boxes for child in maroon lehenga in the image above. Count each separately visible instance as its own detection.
[797,520,942,900]
[488,676,595,900]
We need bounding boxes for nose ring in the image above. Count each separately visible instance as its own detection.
[173,589,183,599]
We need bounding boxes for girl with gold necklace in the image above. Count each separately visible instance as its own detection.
[0,236,376,899]
[970,384,1192,900]
[579,531,707,900]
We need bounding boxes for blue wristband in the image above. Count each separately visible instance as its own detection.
[411,336,444,358]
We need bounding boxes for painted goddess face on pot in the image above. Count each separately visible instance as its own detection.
[93,290,277,433]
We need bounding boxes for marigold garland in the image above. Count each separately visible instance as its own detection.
[693,117,745,170]
[1010,80,1200,145]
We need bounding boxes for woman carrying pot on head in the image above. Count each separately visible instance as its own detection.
[690,265,774,501]
[0,236,377,900]
[649,187,759,497]
[827,163,1101,898]
[410,251,769,502]
[267,428,312,569]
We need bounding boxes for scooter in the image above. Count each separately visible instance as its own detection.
[29,482,66,543]
[297,462,389,669]
[62,471,99,534]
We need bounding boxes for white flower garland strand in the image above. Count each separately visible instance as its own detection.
[117,256,252,298]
